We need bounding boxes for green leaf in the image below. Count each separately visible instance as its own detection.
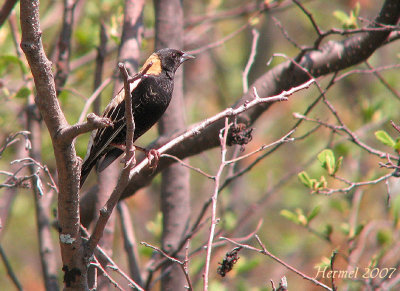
[280,209,300,225]
[375,130,395,148]
[347,2,360,28]
[340,223,350,235]
[145,212,163,239]
[349,223,364,239]
[316,176,328,189]
[333,3,360,29]
[352,2,360,19]
[296,208,308,226]
[394,138,400,151]
[391,195,400,226]
[307,205,321,222]
[376,230,391,246]
[249,16,260,26]
[298,171,312,188]
[334,156,343,175]
[318,149,336,175]
[315,256,331,269]
[15,87,31,99]
[139,245,154,258]
[333,10,349,24]
[354,224,364,237]
[323,224,333,238]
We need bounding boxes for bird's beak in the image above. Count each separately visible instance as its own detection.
[180,52,195,64]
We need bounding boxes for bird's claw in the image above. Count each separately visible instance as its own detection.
[146,149,160,172]
[121,152,136,167]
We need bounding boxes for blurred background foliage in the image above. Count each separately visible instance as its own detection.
[0,0,400,290]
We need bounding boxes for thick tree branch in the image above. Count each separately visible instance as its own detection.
[116,0,400,199]
[58,113,112,144]
[154,0,190,289]
[20,1,86,289]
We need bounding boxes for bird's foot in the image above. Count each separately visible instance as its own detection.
[130,145,160,172]
[122,152,136,167]
[145,149,160,172]
[111,143,136,166]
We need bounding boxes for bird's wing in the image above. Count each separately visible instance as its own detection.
[82,76,143,169]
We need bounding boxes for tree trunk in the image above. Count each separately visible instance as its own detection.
[154,0,191,290]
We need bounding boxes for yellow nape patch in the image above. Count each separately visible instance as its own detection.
[140,53,162,75]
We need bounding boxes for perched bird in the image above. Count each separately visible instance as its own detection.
[80,48,194,187]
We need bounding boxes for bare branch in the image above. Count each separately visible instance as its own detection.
[0,244,22,291]
[126,80,312,186]
[75,1,400,206]
[85,62,154,258]
[0,131,31,157]
[242,28,260,93]
[78,77,112,123]
[54,0,79,94]
[0,0,18,28]
[20,1,88,287]
[203,118,230,290]
[160,154,215,180]
[220,235,333,290]
[58,113,113,144]
[141,241,193,290]
[117,202,143,286]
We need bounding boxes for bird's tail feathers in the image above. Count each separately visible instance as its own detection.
[80,159,96,188]
[80,148,124,188]
[98,148,124,172]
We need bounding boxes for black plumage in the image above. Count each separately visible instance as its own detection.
[80,48,194,187]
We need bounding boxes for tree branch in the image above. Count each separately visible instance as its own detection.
[20,1,86,288]
[0,0,18,28]
[113,0,400,201]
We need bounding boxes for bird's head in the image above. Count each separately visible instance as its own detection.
[140,48,195,76]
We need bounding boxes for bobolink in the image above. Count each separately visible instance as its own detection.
[80,48,194,187]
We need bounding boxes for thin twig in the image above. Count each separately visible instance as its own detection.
[85,62,153,261]
[78,77,112,123]
[319,173,394,195]
[93,21,108,116]
[0,244,23,291]
[365,61,400,101]
[161,154,215,180]
[54,0,78,94]
[203,118,230,291]
[81,225,144,290]
[294,114,397,161]
[118,63,136,168]
[127,79,315,182]
[117,202,143,286]
[0,131,31,157]
[141,241,193,290]
[242,28,259,93]
[225,129,295,165]
[220,235,332,290]
[188,18,254,55]
[90,258,123,291]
